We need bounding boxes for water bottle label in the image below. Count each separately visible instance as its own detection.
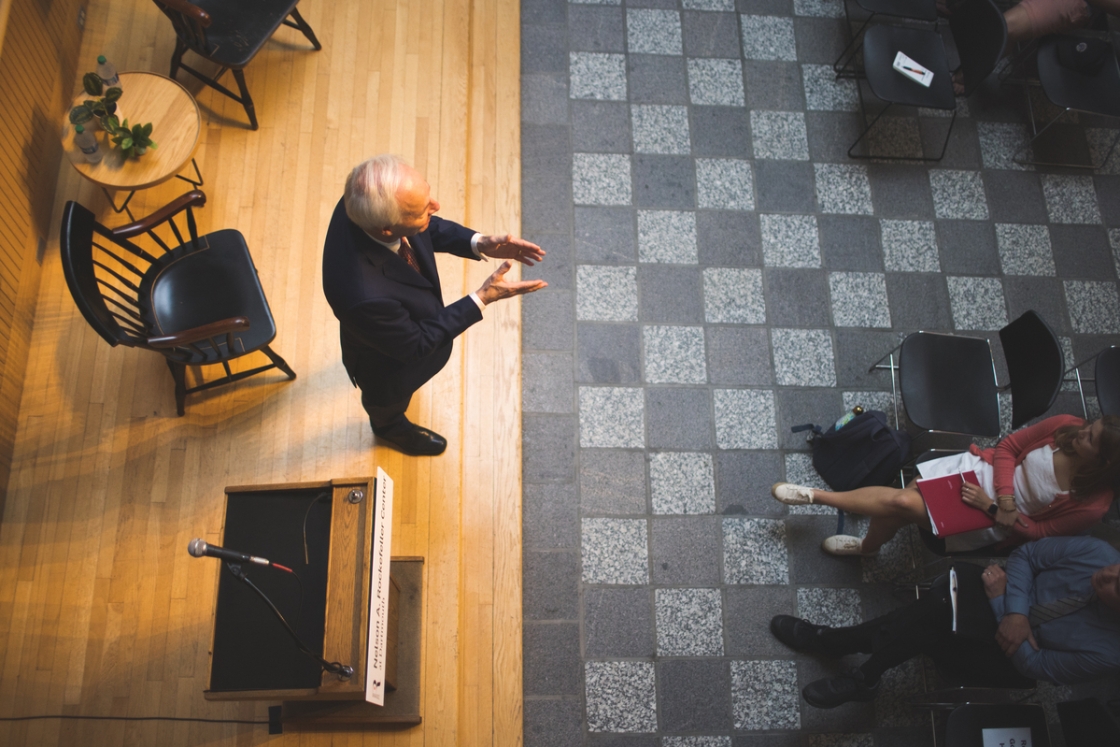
[101,74,120,86]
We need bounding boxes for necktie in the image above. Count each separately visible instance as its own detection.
[398,236,423,276]
[1028,592,1096,627]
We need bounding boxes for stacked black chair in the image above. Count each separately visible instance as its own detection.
[1066,345,1120,418]
[833,0,939,78]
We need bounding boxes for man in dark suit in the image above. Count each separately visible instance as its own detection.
[322,154,546,455]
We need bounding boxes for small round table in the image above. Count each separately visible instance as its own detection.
[61,71,203,218]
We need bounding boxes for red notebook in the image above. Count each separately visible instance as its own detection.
[917,470,995,537]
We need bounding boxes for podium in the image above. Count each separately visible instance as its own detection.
[203,473,422,728]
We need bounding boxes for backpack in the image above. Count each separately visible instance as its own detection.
[791,410,912,492]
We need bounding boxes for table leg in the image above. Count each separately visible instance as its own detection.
[102,187,137,221]
[175,158,204,188]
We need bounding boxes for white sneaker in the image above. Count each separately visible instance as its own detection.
[821,535,877,557]
[771,482,815,505]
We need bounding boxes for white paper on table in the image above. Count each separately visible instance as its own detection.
[364,467,395,705]
[982,726,1032,747]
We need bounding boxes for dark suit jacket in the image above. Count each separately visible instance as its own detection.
[321,198,482,405]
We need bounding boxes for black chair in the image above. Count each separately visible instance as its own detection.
[870,310,1064,441]
[940,703,1051,746]
[60,190,296,415]
[1066,345,1120,418]
[833,0,940,78]
[153,0,322,130]
[1058,698,1120,745]
[1013,35,1120,169]
[849,0,1006,160]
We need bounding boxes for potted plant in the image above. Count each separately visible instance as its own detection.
[69,72,122,130]
[107,118,157,158]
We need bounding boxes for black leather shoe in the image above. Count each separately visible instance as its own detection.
[802,670,880,709]
[770,615,833,656]
[374,420,447,456]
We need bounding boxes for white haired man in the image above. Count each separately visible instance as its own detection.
[322,155,546,455]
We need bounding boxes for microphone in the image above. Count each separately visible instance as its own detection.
[188,538,274,567]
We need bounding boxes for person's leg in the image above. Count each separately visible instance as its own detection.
[774,481,932,554]
[360,388,447,456]
[361,390,411,433]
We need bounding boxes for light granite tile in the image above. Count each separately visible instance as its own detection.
[664,738,732,747]
[995,223,1054,276]
[829,272,891,328]
[656,587,724,655]
[761,214,821,268]
[1065,280,1120,334]
[802,64,859,111]
[644,325,708,384]
[772,328,836,386]
[1042,174,1101,224]
[683,0,735,8]
[696,158,755,211]
[585,661,658,732]
[573,152,633,205]
[977,121,1034,171]
[741,15,797,61]
[688,58,745,106]
[650,451,716,514]
[929,170,989,220]
[579,386,646,447]
[570,52,628,100]
[638,210,698,263]
[784,452,834,516]
[627,8,683,55]
[880,219,940,273]
[703,267,766,323]
[730,660,801,729]
[946,276,1008,331]
[632,105,692,154]
[714,389,778,449]
[751,111,810,160]
[723,517,788,584]
[797,587,862,628]
[577,264,638,321]
[582,518,649,584]
[1111,229,1120,279]
[815,163,873,215]
[1087,128,1120,174]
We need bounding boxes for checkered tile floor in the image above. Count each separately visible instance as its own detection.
[518,0,1120,743]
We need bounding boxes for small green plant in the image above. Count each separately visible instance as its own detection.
[68,71,121,129]
[108,118,157,158]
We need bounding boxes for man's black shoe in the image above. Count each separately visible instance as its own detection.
[770,615,833,656]
[802,670,880,709]
[374,420,447,456]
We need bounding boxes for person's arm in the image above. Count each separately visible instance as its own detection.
[426,216,486,260]
[990,416,1081,500]
[1011,645,1116,685]
[1010,490,1113,541]
[342,295,483,364]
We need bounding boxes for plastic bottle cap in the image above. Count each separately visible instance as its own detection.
[75,125,84,133]
[98,55,107,64]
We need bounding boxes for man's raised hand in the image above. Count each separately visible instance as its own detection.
[477,234,546,266]
[476,261,548,305]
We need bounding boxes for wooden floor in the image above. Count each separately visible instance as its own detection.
[0,0,524,744]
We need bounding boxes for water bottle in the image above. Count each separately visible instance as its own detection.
[74,125,103,164]
[96,55,120,88]
[833,405,865,431]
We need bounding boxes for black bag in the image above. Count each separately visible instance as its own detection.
[791,410,912,492]
[1055,37,1109,75]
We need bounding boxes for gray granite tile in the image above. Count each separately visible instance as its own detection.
[715,451,784,516]
[656,587,724,655]
[1043,174,1101,224]
[1095,175,1120,228]
[741,15,797,60]
[995,223,1054,276]
[1065,280,1120,334]
[805,110,864,162]
[627,8,683,54]
[524,0,569,22]
[819,215,883,272]
[783,452,833,516]
[775,387,843,450]
[977,121,1034,172]
[573,101,632,153]
[1004,276,1071,337]
[585,588,655,657]
[524,289,575,352]
[714,389,778,449]
[580,386,646,447]
[523,74,570,125]
[786,515,865,586]
[633,154,697,209]
[707,327,773,387]
[880,220,940,273]
[647,387,714,449]
[683,10,741,58]
[937,220,1001,275]
[946,276,1008,331]
[802,64,858,112]
[703,267,766,323]
[731,660,801,730]
[525,482,579,549]
[582,518,649,584]
[794,0,844,16]
[628,55,689,104]
[650,451,715,513]
[579,323,642,384]
[691,106,753,158]
[524,24,571,74]
[644,325,707,384]
[522,232,573,291]
[570,5,626,52]
[833,329,906,391]
[688,58,745,106]
[797,587,862,627]
[984,170,1047,224]
[525,623,582,695]
[524,550,580,620]
[697,212,762,266]
[578,265,639,321]
[866,164,935,221]
[574,153,633,206]
[525,414,578,483]
[772,328,837,386]
[828,272,891,328]
[1050,225,1116,280]
[792,16,848,64]
[872,659,925,727]
[724,586,798,656]
[859,115,924,161]
[651,516,723,584]
[815,163,873,215]
[754,160,817,214]
[571,52,629,100]
[581,449,648,515]
[575,206,637,264]
[744,61,805,110]
[696,158,755,211]
[751,111,810,160]
[639,265,706,323]
[929,170,989,220]
[524,698,583,747]
[659,660,733,732]
[761,214,821,268]
[524,353,576,413]
[632,105,692,155]
[638,210,698,263]
[885,273,952,330]
[585,661,658,732]
[723,517,788,584]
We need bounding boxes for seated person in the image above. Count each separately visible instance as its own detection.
[1003,0,1118,46]
[771,536,1120,708]
[771,414,1119,557]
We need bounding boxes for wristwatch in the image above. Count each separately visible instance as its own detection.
[986,503,999,517]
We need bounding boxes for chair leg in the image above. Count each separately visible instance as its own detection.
[263,346,297,380]
[833,14,874,79]
[166,359,188,416]
[230,69,259,130]
[289,8,323,51]
[170,38,187,79]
